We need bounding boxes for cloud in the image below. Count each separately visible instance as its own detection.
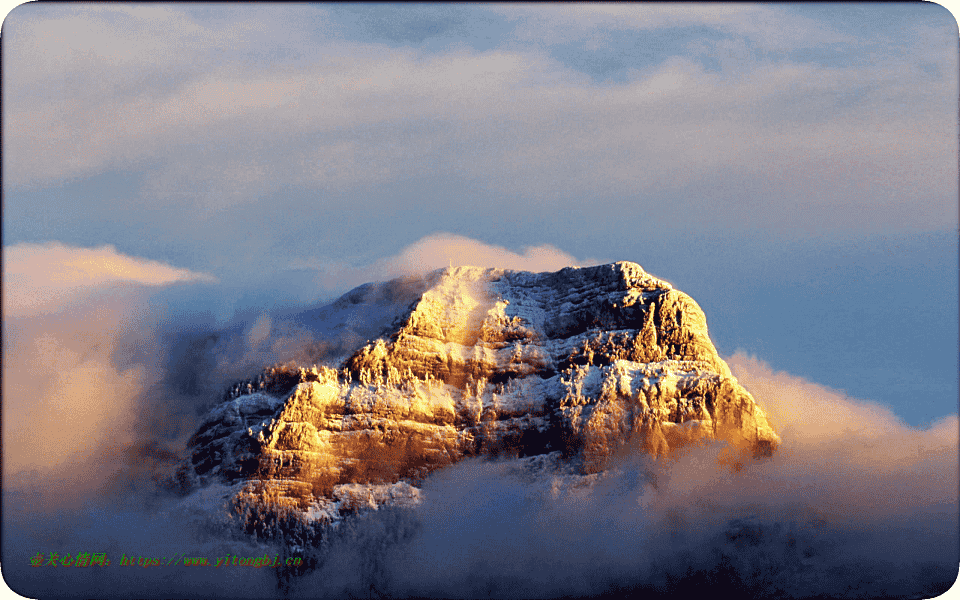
[493,4,855,50]
[371,232,596,275]
[3,242,217,317]
[727,350,957,445]
[285,232,604,304]
[2,243,219,481]
[4,5,955,234]
[726,351,958,517]
[4,320,147,479]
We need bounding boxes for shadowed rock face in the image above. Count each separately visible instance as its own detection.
[176,262,779,518]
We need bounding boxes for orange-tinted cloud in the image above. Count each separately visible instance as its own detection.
[724,351,958,518]
[373,232,598,275]
[288,232,605,303]
[3,243,215,477]
[4,242,217,317]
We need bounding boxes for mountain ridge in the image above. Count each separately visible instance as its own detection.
[173,261,780,527]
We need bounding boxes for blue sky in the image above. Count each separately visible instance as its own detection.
[3,2,957,432]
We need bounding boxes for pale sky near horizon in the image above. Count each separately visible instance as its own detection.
[2,2,958,429]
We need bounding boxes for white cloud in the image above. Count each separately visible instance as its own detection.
[3,242,217,317]
[373,232,595,274]
[3,5,955,231]
[287,232,604,303]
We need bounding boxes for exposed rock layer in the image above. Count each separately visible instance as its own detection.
[177,262,780,517]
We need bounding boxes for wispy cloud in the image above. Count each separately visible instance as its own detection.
[3,242,217,317]
[284,232,603,304]
[4,5,954,233]
[369,232,599,277]
[493,4,855,50]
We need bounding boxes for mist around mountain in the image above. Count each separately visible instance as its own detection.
[3,263,957,600]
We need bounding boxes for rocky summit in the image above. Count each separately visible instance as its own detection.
[174,262,780,523]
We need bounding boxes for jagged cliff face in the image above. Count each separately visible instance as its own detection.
[177,262,779,520]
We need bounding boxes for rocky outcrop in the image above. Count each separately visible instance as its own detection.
[175,262,779,521]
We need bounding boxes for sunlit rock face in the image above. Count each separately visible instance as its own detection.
[176,262,779,520]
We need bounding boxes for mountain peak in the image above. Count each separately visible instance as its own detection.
[175,262,779,525]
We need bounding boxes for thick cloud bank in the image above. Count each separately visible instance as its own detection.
[728,352,958,519]
[3,243,216,479]
[6,5,955,235]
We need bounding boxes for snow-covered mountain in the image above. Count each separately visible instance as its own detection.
[173,262,779,528]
